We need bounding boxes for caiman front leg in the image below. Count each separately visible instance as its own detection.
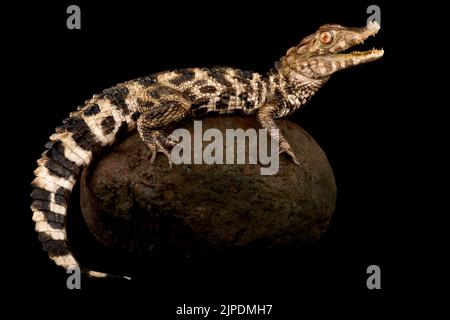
[256,102,300,165]
[137,98,191,167]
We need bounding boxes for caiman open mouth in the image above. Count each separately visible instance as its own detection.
[339,43,384,58]
[336,21,384,59]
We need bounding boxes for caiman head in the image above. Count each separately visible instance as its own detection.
[277,21,384,79]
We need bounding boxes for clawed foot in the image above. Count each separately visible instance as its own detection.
[148,143,172,167]
[147,133,179,168]
[163,134,180,148]
[279,141,300,165]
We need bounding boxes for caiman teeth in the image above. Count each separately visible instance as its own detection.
[347,48,383,55]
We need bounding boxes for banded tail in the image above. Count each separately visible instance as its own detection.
[31,84,136,279]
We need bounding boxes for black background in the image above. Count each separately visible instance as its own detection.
[9,0,418,316]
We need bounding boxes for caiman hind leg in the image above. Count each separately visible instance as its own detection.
[256,101,300,165]
[137,97,191,167]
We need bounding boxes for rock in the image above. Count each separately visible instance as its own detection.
[80,116,336,256]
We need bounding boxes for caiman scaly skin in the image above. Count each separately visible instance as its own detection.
[31,22,383,279]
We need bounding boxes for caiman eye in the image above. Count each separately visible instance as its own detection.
[319,31,333,44]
